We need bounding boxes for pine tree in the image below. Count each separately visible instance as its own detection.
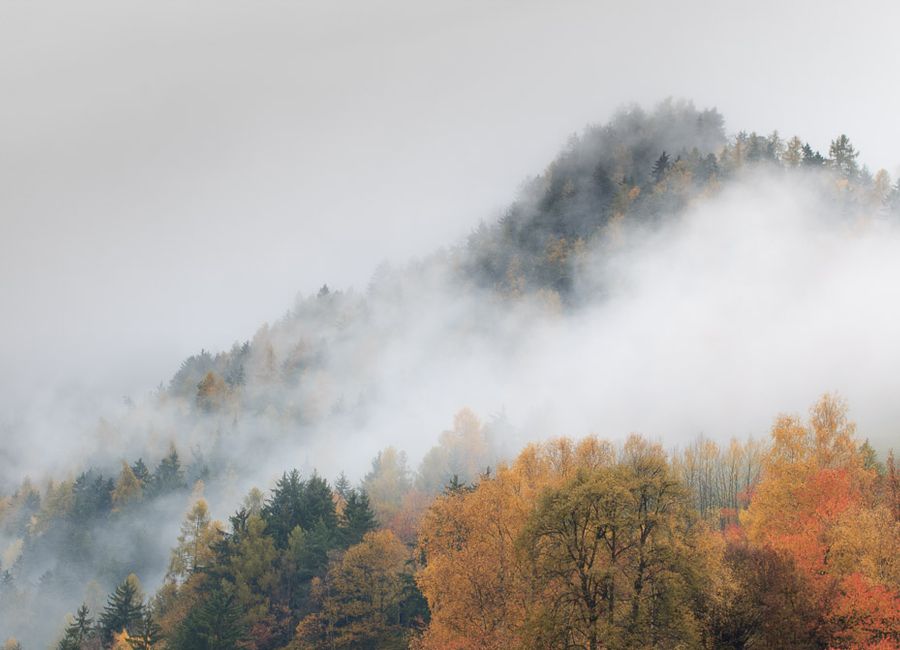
[99,576,143,641]
[131,458,151,486]
[262,470,338,547]
[261,469,304,547]
[334,472,351,500]
[829,134,859,179]
[172,591,245,650]
[802,143,826,167]
[652,151,671,183]
[57,603,94,650]
[300,473,338,532]
[150,446,186,496]
[340,489,378,546]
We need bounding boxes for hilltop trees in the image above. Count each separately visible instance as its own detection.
[829,134,860,179]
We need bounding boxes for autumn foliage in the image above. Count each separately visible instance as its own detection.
[415,395,899,649]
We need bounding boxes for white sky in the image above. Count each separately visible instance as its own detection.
[2,0,899,410]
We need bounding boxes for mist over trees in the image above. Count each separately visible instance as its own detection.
[1,101,899,648]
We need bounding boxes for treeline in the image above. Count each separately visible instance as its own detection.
[0,446,217,647]
[162,102,900,437]
[10,394,893,649]
[417,396,899,649]
[464,101,900,300]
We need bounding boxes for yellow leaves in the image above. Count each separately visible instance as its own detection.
[110,628,131,650]
[112,462,143,511]
[418,434,714,649]
[828,503,900,588]
[746,393,873,545]
[1,539,22,572]
[416,434,669,649]
[295,530,411,649]
[417,409,491,495]
[363,446,412,525]
[196,370,228,412]
[737,394,900,646]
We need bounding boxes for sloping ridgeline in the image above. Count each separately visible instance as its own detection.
[462,100,725,297]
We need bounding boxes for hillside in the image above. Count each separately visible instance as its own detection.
[1,101,899,649]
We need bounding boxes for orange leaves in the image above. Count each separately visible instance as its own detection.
[830,573,900,649]
[738,394,900,648]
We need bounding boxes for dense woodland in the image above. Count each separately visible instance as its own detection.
[1,102,899,648]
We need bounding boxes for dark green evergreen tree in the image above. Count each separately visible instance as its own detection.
[131,458,151,486]
[340,489,377,546]
[652,151,671,183]
[99,578,143,641]
[261,469,304,547]
[172,591,245,650]
[334,471,351,500]
[802,142,826,167]
[57,603,94,650]
[149,446,186,496]
[299,473,338,532]
[262,470,338,547]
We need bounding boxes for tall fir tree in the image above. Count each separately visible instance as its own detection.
[99,576,143,641]
[57,603,94,650]
[172,590,245,650]
[340,489,378,546]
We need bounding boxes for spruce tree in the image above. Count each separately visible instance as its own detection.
[334,471,351,500]
[340,489,377,547]
[173,591,244,650]
[99,577,143,641]
[261,469,304,547]
[300,473,338,532]
[57,603,94,650]
[131,458,151,485]
[150,446,186,496]
[652,151,671,183]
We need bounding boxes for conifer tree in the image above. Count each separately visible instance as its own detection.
[131,459,151,485]
[802,143,826,167]
[99,576,143,641]
[340,489,378,546]
[334,472,351,500]
[829,134,859,179]
[262,469,304,547]
[57,603,94,650]
[173,590,244,650]
[652,151,671,183]
[112,462,143,510]
[150,446,186,496]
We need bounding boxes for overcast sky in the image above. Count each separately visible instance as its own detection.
[2,0,899,412]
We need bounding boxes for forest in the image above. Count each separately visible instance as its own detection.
[1,102,899,648]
